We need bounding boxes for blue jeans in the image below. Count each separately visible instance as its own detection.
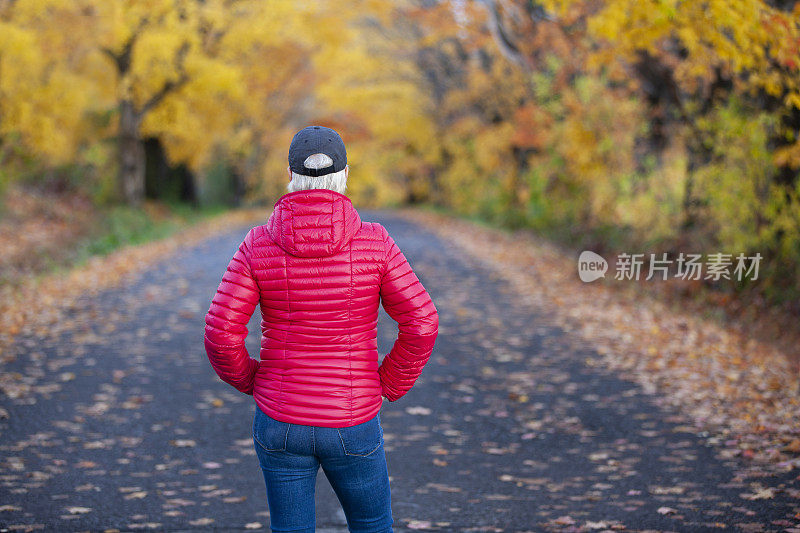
[253,405,394,533]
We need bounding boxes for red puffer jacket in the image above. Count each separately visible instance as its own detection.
[204,189,439,427]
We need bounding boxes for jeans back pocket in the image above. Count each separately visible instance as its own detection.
[337,413,383,457]
[253,406,290,452]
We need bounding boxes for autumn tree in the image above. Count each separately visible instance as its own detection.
[0,0,345,205]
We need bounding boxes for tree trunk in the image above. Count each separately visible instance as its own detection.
[118,100,145,205]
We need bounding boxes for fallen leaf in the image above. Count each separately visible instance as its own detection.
[741,487,776,500]
[0,505,22,512]
[170,439,196,448]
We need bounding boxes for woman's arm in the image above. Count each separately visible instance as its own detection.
[204,229,260,395]
[377,229,439,402]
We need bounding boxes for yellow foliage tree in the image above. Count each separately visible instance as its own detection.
[540,0,800,168]
[311,4,439,206]
[0,0,360,205]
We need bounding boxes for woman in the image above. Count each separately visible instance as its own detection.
[203,126,439,533]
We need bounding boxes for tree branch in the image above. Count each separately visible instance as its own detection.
[101,17,150,75]
[480,0,528,69]
[139,42,191,117]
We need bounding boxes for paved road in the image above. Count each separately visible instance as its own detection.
[1,210,798,532]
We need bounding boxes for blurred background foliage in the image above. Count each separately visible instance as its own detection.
[0,0,799,306]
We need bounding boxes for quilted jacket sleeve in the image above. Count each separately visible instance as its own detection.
[377,228,439,402]
[204,229,260,395]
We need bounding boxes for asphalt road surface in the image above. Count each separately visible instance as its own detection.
[1,210,798,532]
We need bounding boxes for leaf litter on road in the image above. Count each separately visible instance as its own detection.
[2,209,799,531]
[400,209,800,475]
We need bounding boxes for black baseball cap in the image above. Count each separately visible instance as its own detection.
[288,125,347,177]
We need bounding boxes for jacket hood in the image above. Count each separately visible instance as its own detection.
[266,189,362,258]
